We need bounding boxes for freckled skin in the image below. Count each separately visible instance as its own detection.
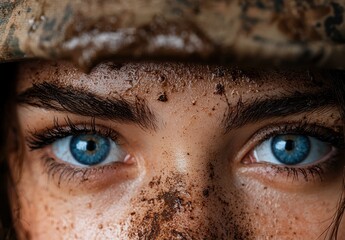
[10,61,345,239]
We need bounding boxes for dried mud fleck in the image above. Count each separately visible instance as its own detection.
[157,92,168,102]
[127,170,255,239]
[202,188,209,197]
[208,162,215,180]
[212,67,226,78]
[214,83,225,95]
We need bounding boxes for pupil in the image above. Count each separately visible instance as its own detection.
[86,140,96,151]
[285,140,294,151]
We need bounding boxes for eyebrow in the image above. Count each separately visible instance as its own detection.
[18,83,336,134]
[17,82,157,130]
[223,90,337,133]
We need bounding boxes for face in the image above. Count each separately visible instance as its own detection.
[10,61,345,239]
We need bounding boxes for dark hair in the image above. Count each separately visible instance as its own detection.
[0,62,17,240]
[0,64,344,240]
[326,70,345,239]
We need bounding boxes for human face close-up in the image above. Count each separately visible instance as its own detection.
[10,61,345,239]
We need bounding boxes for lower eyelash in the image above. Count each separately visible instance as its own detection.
[44,156,90,186]
[269,151,341,183]
[271,165,324,182]
[42,154,119,186]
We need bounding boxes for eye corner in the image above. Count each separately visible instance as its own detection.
[241,151,256,165]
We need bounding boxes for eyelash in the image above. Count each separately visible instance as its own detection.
[27,117,120,150]
[27,117,123,184]
[252,122,343,147]
[27,118,344,184]
[244,122,344,182]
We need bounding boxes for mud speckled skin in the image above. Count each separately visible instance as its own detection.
[1,0,345,69]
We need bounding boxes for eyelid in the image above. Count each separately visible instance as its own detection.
[236,123,344,187]
[235,122,344,165]
[237,155,340,190]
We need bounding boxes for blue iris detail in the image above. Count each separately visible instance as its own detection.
[271,135,311,165]
[70,134,110,165]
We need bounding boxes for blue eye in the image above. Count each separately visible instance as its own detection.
[253,134,332,166]
[70,135,111,165]
[271,135,310,165]
[52,134,126,167]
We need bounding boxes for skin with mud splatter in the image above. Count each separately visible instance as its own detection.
[9,61,345,239]
[129,170,254,240]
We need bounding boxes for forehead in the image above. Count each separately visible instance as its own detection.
[16,60,330,96]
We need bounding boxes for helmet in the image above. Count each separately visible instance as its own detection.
[1,0,345,70]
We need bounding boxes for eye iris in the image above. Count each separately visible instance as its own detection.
[70,134,110,165]
[271,135,311,165]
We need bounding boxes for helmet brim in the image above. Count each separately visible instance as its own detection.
[1,0,345,70]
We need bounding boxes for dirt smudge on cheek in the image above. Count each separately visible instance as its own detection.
[127,169,256,239]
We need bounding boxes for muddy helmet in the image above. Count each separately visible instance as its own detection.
[1,0,345,70]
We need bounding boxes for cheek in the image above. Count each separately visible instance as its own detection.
[16,177,133,239]
[234,178,341,238]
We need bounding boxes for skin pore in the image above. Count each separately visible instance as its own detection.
[9,61,345,239]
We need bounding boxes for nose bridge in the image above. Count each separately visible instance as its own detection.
[128,133,255,239]
[154,109,224,171]
[149,129,220,189]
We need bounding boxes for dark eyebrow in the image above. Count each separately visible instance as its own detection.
[223,91,337,133]
[17,82,157,130]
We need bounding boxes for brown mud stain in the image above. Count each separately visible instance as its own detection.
[157,92,168,102]
[214,83,225,95]
[127,169,256,239]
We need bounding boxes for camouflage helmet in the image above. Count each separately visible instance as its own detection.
[1,0,345,70]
